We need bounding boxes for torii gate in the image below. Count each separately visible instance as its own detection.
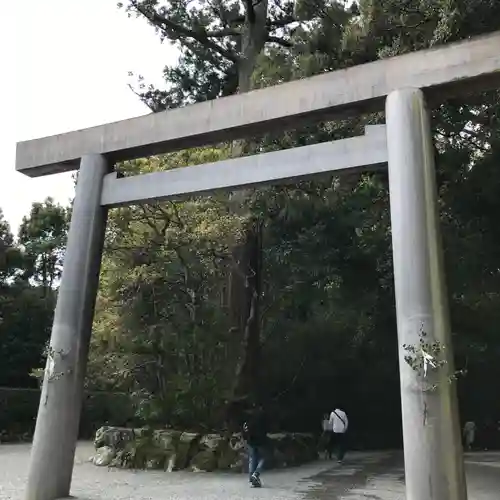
[16,32,500,500]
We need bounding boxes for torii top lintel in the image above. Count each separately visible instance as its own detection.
[16,31,500,178]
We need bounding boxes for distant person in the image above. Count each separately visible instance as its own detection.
[463,420,476,451]
[322,413,330,432]
[321,413,333,459]
[242,403,269,488]
[481,419,496,450]
[329,407,349,464]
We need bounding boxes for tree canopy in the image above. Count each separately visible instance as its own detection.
[0,199,68,388]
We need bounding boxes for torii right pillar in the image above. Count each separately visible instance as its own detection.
[386,88,468,500]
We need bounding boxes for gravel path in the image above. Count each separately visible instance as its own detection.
[0,442,333,500]
[1,443,499,500]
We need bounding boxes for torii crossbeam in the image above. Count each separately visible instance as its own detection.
[16,31,500,500]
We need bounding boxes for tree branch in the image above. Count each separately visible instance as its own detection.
[435,130,490,153]
[181,39,227,69]
[266,35,293,47]
[167,201,185,230]
[206,28,240,38]
[267,16,296,28]
[138,205,171,238]
[130,0,239,63]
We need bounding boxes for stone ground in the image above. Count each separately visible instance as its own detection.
[1,442,499,500]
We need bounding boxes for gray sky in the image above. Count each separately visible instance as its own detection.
[2,0,178,232]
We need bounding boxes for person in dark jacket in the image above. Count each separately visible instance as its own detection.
[242,403,268,488]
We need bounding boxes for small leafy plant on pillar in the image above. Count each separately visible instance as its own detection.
[403,329,466,392]
[32,345,73,405]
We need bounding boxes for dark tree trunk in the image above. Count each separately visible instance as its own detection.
[226,1,268,414]
[229,217,262,401]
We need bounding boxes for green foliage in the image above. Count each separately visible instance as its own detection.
[0,205,60,388]
[89,150,245,429]
[0,388,40,441]
[0,388,134,441]
[80,392,136,437]
[0,284,55,388]
[0,198,71,389]
[18,197,69,290]
[0,209,25,284]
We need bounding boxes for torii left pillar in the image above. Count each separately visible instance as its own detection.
[25,154,109,500]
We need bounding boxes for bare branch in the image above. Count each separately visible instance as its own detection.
[127,83,144,101]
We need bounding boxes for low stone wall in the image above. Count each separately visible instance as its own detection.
[92,426,318,472]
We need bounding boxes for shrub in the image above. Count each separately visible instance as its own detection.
[0,387,134,441]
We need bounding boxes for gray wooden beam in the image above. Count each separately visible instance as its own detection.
[100,126,387,207]
[17,31,500,177]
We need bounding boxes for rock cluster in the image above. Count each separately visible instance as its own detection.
[92,426,318,472]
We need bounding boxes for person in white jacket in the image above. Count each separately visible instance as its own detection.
[329,408,349,463]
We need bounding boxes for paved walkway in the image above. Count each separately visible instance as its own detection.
[303,451,500,500]
[0,442,499,499]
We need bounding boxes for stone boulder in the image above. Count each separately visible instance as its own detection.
[152,429,181,470]
[94,426,136,450]
[190,449,218,472]
[93,446,116,466]
[199,433,223,450]
[175,432,201,470]
[187,433,226,472]
[217,433,246,472]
